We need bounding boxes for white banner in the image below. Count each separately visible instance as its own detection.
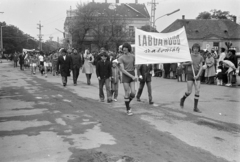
[135,27,192,64]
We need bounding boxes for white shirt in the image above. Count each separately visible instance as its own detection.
[63,55,66,60]
[39,55,44,62]
[218,52,226,62]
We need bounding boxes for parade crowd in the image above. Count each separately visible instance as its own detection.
[4,43,239,115]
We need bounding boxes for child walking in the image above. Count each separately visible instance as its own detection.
[111,60,121,101]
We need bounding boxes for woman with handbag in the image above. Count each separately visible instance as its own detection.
[82,49,94,85]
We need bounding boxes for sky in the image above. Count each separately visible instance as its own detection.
[0,0,239,42]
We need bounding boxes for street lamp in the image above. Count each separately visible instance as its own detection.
[153,9,180,29]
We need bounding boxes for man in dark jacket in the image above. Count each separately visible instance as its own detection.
[19,53,25,70]
[136,64,154,105]
[57,48,72,87]
[96,52,112,103]
[70,48,82,86]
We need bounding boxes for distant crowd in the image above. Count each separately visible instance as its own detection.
[157,47,239,87]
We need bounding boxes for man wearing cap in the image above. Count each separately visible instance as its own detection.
[96,52,112,103]
[57,48,72,87]
[70,48,82,86]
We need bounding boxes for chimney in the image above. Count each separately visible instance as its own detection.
[135,0,138,3]
[233,16,237,23]
[105,0,107,3]
[182,15,185,20]
[116,0,119,3]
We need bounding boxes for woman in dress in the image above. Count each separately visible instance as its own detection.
[204,52,216,84]
[82,49,94,85]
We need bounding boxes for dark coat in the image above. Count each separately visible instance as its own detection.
[19,54,25,64]
[137,64,153,82]
[70,53,82,69]
[96,60,112,79]
[57,55,72,77]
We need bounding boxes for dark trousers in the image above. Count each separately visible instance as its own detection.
[136,81,152,101]
[52,61,57,75]
[20,63,24,70]
[62,76,67,85]
[86,74,92,85]
[99,78,111,100]
[14,61,18,67]
[72,67,80,84]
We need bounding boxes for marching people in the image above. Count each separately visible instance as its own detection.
[57,48,72,87]
[38,52,44,76]
[180,43,204,113]
[13,52,19,68]
[44,54,51,78]
[29,53,38,75]
[51,50,59,76]
[111,59,121,102]
[204,52,216,84]
[19,52,25,71]
[96,52,112,103]
[82,49,94,85]
[136,64,154,105]
[118,43,137,116]
[70,48,82,86]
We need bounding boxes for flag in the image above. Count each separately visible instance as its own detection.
[135,27,191,64]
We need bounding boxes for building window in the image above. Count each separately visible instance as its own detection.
[129,26,134,37]
[115,26,122,37]
[213,42,219,51]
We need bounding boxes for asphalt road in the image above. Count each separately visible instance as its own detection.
[0,60,239,162]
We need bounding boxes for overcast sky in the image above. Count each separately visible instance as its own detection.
[0,0,239,42]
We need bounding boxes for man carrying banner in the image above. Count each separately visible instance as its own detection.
[180,43,204,113]
[118,43,137,116]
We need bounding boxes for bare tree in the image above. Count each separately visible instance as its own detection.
[69,3,132,52]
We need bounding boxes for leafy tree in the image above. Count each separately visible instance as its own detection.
[196,9,235,21]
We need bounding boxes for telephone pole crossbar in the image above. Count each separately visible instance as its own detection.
[148,0,158,29]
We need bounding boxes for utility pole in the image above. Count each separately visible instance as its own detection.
[147,0,158,29]
[37,21,43,50]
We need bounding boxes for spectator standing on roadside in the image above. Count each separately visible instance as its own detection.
[205,52,216,84]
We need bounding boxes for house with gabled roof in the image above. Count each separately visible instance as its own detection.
[64,1,150,51]
[161,16,240,53]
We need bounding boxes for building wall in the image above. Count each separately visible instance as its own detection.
[188,39,240,53]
